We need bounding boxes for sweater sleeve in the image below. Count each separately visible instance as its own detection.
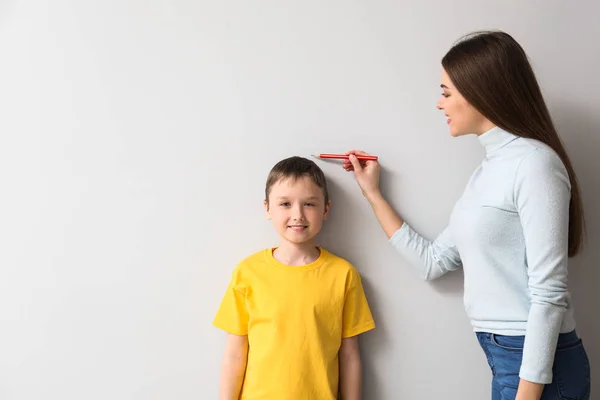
[389,222,462,280]
[514,149,571,384]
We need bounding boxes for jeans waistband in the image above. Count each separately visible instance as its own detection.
[477,329,578,343]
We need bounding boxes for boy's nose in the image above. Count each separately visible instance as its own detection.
[292,208,305,220]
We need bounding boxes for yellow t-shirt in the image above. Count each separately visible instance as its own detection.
[213,247,375,400]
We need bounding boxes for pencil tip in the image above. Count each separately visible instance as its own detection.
[311,154,319,158]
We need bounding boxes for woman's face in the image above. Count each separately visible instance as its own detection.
[436,68,494,136]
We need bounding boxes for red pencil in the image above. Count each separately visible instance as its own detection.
[312,153,378,161]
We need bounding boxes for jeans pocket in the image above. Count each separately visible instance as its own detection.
[553,339,591,400]
[491,334,525,351]
[477,333,496,375]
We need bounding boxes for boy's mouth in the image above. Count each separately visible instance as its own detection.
[288,225,308,232]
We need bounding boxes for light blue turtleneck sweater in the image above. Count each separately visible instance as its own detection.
[390,126,575,384]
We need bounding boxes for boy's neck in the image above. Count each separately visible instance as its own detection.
[273,240,320,266]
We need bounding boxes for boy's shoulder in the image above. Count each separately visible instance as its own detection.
[224,248,271,286]
[321,247,361,275]
[234,248,271,271]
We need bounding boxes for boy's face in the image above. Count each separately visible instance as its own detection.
[264,176,330,246]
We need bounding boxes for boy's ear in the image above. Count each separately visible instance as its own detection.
[264,200,271,220]
[323,200,331,220]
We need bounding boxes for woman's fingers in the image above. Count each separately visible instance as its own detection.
[344,150,371,169]
[345,149,371,156]
[348,154,363,173]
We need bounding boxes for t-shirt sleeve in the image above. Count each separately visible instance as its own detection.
[342,267,376,338]
[213,267,249,336]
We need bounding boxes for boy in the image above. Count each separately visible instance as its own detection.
[213,156,375,400]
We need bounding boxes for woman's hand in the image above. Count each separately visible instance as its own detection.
[343,150,381,201]
[515,379,544,400]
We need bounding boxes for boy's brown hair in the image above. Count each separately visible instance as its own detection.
[265,156,329,205]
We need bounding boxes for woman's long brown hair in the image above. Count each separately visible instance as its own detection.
[442,30,585,257]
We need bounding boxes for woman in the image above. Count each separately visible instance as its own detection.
[344,31,591,400]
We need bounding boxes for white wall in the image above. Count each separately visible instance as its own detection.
[1,1,598,399]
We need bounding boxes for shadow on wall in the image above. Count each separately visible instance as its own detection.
[319,159,465,399]
[359,276,387,400]
[378,163,465,296]
[553,103,600,392]
[317,172,391,400]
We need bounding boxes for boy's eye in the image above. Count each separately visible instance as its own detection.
[305,203,315,207]
[280,202,290,207]
[441,93,450,98]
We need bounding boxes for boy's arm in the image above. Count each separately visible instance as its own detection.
[339,336,362,400]
[219,333,248,400]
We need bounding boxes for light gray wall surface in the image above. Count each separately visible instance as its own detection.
[1,1,598,399]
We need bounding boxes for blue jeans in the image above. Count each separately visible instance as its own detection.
[476,330,591,400]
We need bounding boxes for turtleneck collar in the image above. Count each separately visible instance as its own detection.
[477,126,519,154]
